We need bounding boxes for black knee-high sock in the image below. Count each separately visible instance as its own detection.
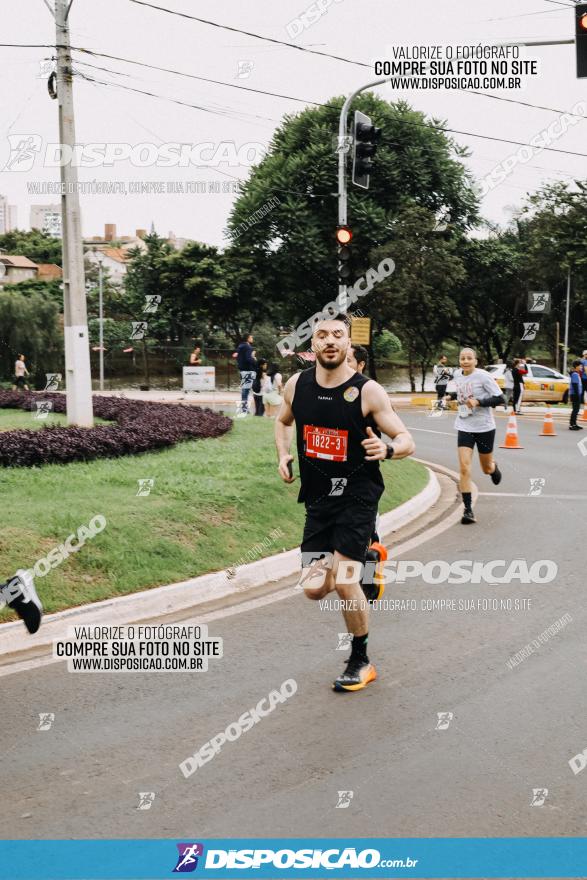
[350,632,369,664]
[462,492,472,509]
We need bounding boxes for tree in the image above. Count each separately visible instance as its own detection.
[0,229,62,265]
[226,94,479,334]
[519,182,587,363]
[448,235,525,365]
[0,290,62,385]
[371,206,466,390]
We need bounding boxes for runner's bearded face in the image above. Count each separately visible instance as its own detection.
[312,327,349,370]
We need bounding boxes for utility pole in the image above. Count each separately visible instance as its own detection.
[55,0,94,425]
[563,266,572,375]
[95,250,105,391]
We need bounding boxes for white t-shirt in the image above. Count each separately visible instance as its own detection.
[14,360,26,377]
[453,368,503,432]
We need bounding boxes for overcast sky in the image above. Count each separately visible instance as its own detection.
[1,0,585,247]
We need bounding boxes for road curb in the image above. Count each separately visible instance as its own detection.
[0,465,441,671]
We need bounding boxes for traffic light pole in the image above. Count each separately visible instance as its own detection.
[337,77,387,303]
[55,0,94,426]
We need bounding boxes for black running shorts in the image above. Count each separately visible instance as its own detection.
[301,502,378,564]
[457,429,496,454]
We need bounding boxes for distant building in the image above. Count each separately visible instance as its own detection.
[36,263,63,282]
[0,255,38,285]
[0,196,17,234]
[85,247,129,284]
[30,204,62,238]
[85,224,147,255]
[167,230,194,251]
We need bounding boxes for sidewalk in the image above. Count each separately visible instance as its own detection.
[0,465,447,675]
[93,388,575,416]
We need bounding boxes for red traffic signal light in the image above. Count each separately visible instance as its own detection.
[336,226,352,245]
[576,2,587,77]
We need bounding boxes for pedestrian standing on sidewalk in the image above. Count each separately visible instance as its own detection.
[263,364,284,418]
[569,360,584,431]
[512,358,525,414]
[235,334,257,417]
[503,361,515,411]
[252,359,268,417]
[580,350,587,405]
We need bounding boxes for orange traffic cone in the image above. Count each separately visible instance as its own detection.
[500,410,524,449]
[540,406,557,436]
[580,405,587,422]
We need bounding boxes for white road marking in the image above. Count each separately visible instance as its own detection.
[479,492,587,499]
[409,427,455,436]
[0,466,469,678]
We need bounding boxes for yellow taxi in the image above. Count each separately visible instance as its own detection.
[486,363,570,404]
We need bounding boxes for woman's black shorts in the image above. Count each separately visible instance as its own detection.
[457,429,496,454]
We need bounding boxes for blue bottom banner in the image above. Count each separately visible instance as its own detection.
[0,838,586,879]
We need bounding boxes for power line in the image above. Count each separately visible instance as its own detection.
[71,51,323,106]
[3,41,583,128]
[74,70,281,125]
[68,44,587,127]
[385,115,587,159]
[127,0,370,67]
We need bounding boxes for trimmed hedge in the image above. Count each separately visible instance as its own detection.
[0,392,232,467]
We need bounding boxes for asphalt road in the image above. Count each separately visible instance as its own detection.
[3,408,587,845]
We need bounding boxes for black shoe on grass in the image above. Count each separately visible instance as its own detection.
[4,570,42,634]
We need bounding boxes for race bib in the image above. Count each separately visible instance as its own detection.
[458,404,470,418]
[304,425,348,462]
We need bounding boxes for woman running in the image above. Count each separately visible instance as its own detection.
[454,348,505,524]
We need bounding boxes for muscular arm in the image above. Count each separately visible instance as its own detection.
[275,373,299,481]
[362,381,415,460]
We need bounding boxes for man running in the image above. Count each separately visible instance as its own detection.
[275,315,415,692]
[453,348,504,525]
[1,569,42,633]
[347,344,368,375]
[433,355,453,410]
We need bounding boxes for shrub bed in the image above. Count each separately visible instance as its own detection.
[0,392,232,467]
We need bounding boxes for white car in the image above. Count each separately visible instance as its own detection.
[486,363,570,404]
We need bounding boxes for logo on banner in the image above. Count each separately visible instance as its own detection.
[173,843,204,872]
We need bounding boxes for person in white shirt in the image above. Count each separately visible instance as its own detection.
[13,354,29,392]
[453,348,505,525]
[433,355,453,409]
[263,365,283,417]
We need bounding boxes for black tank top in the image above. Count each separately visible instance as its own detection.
[291,367,385,509]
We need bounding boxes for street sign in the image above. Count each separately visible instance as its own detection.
[351,317,371,345]
[183,366,215,392]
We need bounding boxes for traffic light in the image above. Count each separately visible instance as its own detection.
[576,2,587,77]
[336,226,352,285]
[352,110,381,189]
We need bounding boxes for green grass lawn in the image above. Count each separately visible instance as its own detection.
[0,414,428,619]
